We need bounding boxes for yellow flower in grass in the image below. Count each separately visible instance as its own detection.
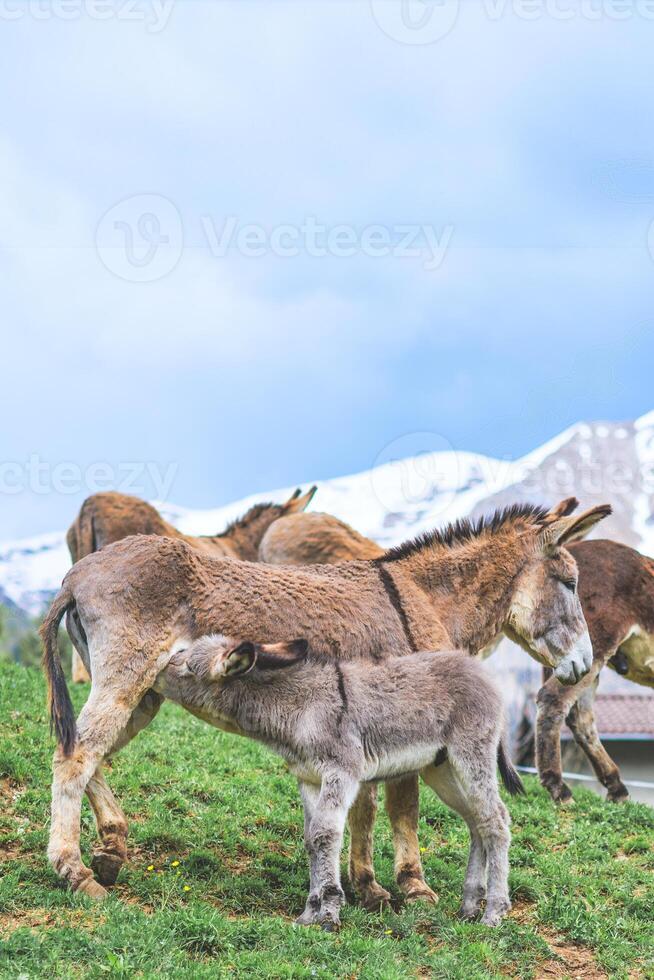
[147,865,154,871]
[385,929,393,935]
[419,847,427,853]
[171,860,180,867]
[183,885,191,892]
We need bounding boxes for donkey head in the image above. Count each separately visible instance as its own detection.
[505,500,611,685]
[185,635,309,683]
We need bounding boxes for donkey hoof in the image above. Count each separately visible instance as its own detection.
[91,851,123,886]
[458,904,481,921]
[404,881,439,905]
[359,884,391,912]
[76,877,108,901]
[551,783,573,805]
[481,902,510,927]
[319,914,341,933]
[608,789,630,804]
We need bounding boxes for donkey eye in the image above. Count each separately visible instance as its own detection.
[561,579,576,593]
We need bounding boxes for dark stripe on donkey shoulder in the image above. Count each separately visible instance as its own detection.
[378,565,417,652]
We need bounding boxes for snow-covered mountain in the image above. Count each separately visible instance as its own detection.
[2,411,654,616]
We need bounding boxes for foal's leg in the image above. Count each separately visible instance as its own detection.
[438,747,511,927]
[72,650,91,684]
[566,683,629,803]
[385,774,438,903]
[295,781,323,926]
[421,760,487,919]
[86,691,163,885]
[300,772,360,931]
[536,659,603,803]
[347,784,392,910]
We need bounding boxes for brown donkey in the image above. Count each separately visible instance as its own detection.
[536,527,654,804]
[41,502,607,905]
[261,502,653,804]
[66,487,316,681]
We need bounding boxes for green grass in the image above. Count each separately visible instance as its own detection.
[0,663,652,979]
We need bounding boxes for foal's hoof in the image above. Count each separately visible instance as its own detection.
[359,883,392,912]
[481,902,510,927]
[318,912,341,933]
[91,852,123,886]
[76,877,108,901]
[404,881,439,905]
[458,904,481,922]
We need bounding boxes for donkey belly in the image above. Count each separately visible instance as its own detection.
[365,743,441,783]
[615,626,654,688]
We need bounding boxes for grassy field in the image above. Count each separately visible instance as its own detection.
[0,663,652,979]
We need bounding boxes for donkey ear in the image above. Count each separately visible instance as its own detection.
[254,638,309,669]
[545,497,579,521]
[539,504,612,550]
[224,641,257,676]
[283,486,317,514]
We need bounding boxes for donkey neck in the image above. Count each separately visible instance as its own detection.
[386,533,527,653]
[212,509,283,562]
[215,660,333,746]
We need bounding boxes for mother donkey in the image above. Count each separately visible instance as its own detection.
[42,502,608,906]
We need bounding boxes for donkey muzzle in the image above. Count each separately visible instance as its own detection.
[553,634,593,686]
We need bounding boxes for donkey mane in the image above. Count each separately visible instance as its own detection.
[377,502,550,564]
[216,502,279,538]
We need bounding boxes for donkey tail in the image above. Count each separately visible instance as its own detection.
[40,587,77,756]
[497,739,525,796]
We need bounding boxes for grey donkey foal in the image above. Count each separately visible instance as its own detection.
[156,634,524,931]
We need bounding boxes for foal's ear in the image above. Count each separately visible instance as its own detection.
[283,486,317,514]
[539,503,612,551]
[255,638,309,670]
[223,641,257,676]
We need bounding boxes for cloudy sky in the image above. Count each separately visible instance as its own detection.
[2,0,654,538]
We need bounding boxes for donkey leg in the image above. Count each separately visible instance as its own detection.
[295,781,323,926]
[347,784,391,911]
[48,689,148,898]
[385,774,438,904]
[302,772,359,931]
[87,691,164,885]
[438,749,511,927]
[566,684,629,803]
[421,761,486,920]
[71,650,91,684]
[86,767,128,886]
[536,664,599,804]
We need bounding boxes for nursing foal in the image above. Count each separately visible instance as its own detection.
[41,502,607,905]
[155,634,524,930]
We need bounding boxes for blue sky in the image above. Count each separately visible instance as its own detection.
[2,0,654,538]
